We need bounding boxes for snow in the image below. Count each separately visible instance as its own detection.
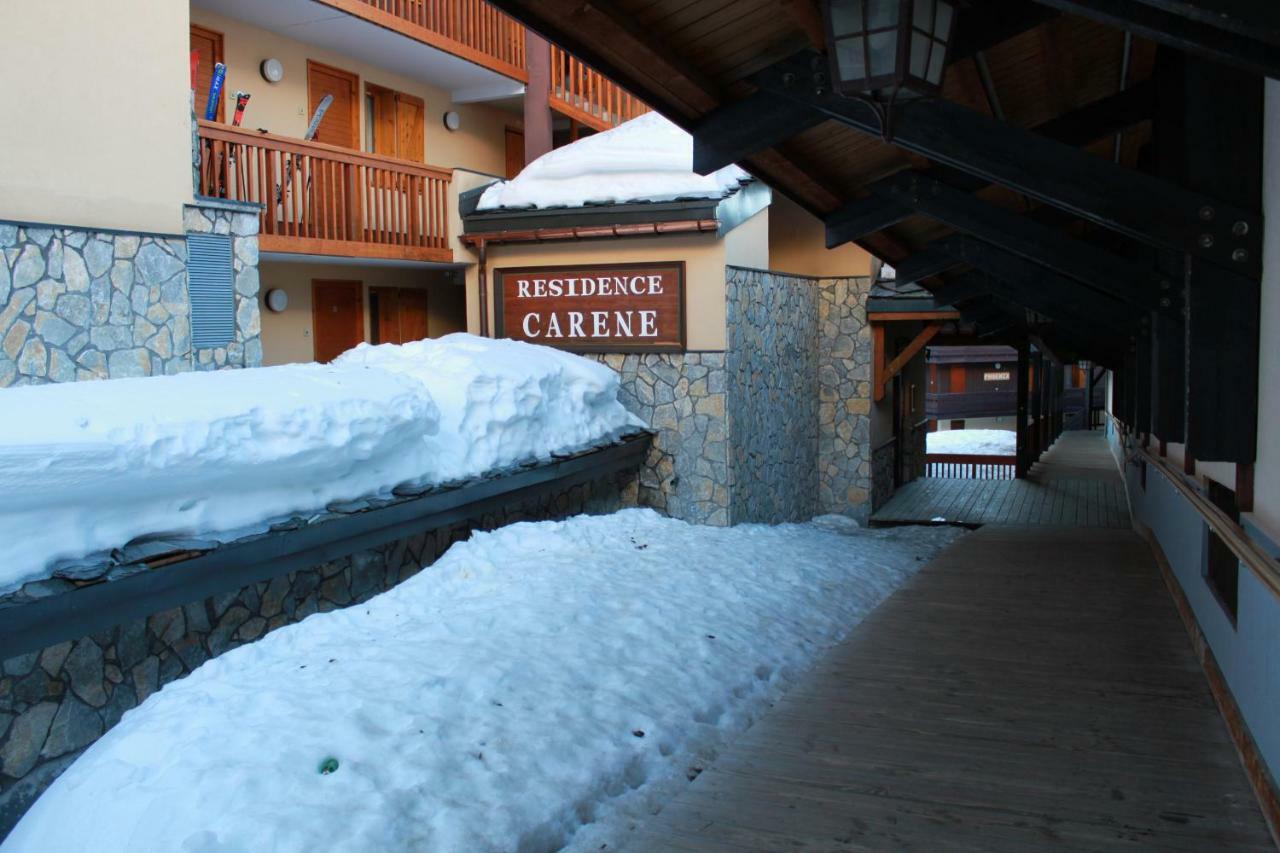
[0,334,642,592]
[927,428,1017,456]
[476,112,750,211]
[4,510,962,853]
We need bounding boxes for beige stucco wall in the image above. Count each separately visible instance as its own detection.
[190,8,512,174]
[769,193,874,279]
[723,208,770,270]
[467,233,731,351]
[259,261,466,365]
[1,1,193,234]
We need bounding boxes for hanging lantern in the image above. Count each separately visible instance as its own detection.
[821,0,956,101]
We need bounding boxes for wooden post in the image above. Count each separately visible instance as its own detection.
[1016,341,1029,479]
[872,323,886,402]
[524,31,553,165]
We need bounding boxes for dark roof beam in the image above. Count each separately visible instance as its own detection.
[750,51,1259,276]
[1029,0,1280,78]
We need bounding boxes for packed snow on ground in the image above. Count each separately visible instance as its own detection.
[927,428,1017,456]
[476,112,750,211]
[5,510,962,853]
[0,334,641,592]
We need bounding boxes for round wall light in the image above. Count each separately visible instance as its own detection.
[442,111,461,132]
[260,58,285,84]
[265,288,289,313]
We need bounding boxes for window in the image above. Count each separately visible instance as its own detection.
[1204,479,1240,623]
[186,234,235,349]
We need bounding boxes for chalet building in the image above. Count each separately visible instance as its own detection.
[926,345,1018,431]
[1,0,869,384]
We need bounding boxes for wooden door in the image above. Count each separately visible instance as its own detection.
[369,286,401,345]
[190,25,225,122]
[307,61,359,149]
[399,289,429,343]
[368,85,424,161]
[312,280,364,363]
[505,128,525,178]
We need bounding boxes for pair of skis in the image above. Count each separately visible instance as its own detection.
[275,94,335,205]
[191,52,251,127]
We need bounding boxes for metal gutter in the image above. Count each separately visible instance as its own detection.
[0,432,653,659]
[459,219,718,247]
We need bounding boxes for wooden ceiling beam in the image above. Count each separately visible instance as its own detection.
[868,172,1173,312]
[745,51,1261,276]
[1029,0,1280,78]
[825,196,915,247]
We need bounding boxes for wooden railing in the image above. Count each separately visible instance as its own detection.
[550,44,650,132]
[926,454,1017,479]
[320,0,527,80]
[198,122,453,263]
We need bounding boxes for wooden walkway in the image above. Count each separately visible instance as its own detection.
[624,434,1274,851]
[872,431,1130,527]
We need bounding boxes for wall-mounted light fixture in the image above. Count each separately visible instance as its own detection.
[260,58,285,84]
[265,288,289,313]
[443,110,462,131]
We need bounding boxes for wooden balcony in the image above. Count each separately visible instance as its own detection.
[198,122,453,263]
[550,44,650,132]
[315,0,528,81]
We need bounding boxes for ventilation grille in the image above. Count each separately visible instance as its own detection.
[186,233,235,349]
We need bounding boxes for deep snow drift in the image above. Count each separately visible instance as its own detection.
[4,510,962,853]
[476,112,750,211]
[926,428,1017,456]
[0,334,642,592]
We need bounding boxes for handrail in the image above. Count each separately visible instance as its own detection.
[549,44,649,131]
[317,0,528,81]
[199,122,452,179]
[1137,443,1280,601]
[197,121,452,260]
[926,453,1016,480]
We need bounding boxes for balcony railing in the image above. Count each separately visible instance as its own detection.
[198,121,453,263]
[550,44,650,132]
[925,454,1017,480]
[319,0,527,80]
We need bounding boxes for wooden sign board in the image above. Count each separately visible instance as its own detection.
[494,262,685,353]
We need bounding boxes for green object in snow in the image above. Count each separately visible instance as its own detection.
[319,757,339,775]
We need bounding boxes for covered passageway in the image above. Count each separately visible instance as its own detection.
[482,0,1280,848]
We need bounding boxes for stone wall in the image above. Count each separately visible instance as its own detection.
[818,276,874,521]
[589,354,729,526]
[0,199,261,388]
[0,469,633,838]
[872,439,896,512]
[593,270,873,527]
[724,267,820,524]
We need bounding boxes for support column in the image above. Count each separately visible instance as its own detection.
[1016,341,1030,478]
[524,31,554,166]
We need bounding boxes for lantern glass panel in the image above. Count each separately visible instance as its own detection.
[910,31,930,78]
[913,0,934,31]
[830,0,865,37]
[835,36,868,81]
[926,39,946,84]
[866,0,899,30]
[933,1,954,39]
[868,29,898,77]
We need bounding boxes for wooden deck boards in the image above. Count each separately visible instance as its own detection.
[871,431,1131,528]
[624,525,1273,851]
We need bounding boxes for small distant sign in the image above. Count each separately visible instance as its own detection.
[984,371,1011,382]
[495,262,685,353]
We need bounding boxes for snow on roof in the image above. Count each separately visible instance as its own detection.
[476,112,751,212]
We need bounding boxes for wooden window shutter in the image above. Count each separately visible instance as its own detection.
[190,25,225,123]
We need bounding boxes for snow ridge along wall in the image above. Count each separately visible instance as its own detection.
[0,334,642,591]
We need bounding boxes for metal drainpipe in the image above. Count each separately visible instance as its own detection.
[477,239,489,337]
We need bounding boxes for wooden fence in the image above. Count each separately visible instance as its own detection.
[550,44,650,131]
[926,454,1018,479]
[197,122,452,262]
